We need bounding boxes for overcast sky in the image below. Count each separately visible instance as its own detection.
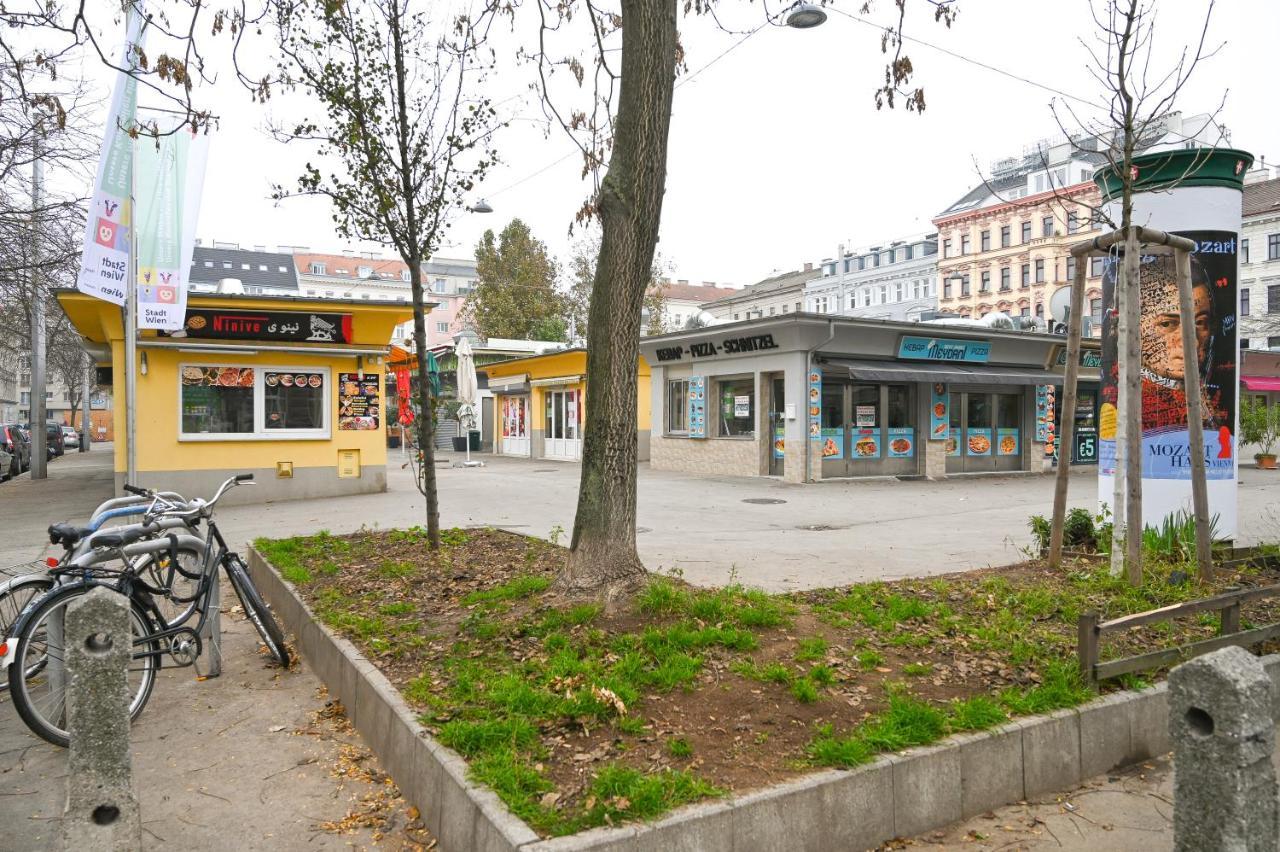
[72,0,1280,288]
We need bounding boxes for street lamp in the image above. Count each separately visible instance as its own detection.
[785,1,827,29]
[469,198,494,214]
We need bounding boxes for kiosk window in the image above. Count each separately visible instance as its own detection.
[717,379,755,438]
[967,395,991,428]
[886,385,911,427]
[996,394,1020,428]
[265,372,326,430]
[666,379,689,434]
[181,367,254,435]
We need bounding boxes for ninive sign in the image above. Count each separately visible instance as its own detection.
[654,333,779,362]
[897,336,990,363]
[175,308,353,344]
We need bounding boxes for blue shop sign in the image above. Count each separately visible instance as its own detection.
[897,336,991,364]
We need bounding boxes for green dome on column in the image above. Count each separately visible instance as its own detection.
[1094,148,1254,203]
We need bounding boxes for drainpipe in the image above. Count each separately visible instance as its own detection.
[803,319,837,483]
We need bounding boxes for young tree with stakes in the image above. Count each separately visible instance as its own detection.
[268,0,498,548]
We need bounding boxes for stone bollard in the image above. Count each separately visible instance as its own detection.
[61,587,142,852]
[1169,645,1279,852]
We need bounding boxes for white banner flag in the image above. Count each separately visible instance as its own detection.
[76,4,146,306]
[134,122,209,330]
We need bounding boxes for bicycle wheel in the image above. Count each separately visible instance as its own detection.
[136,545,207,628]
[223,555,290,668]
[0,573,56,692]
[8,582,161,748]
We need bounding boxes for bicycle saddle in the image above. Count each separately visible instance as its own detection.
[48,523,95,547]
[92,526,154,549]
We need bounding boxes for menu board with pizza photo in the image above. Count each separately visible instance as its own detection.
[338,372,381,431]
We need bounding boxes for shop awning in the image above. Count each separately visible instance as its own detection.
[1242,376,1280,392]
[822,358,1065,386]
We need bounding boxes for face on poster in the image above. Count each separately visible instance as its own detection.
[1098,231,1237,480]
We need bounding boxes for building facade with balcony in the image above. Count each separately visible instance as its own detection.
[805,236,939,322]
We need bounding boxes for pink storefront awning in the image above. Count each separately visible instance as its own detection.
[1242,376,1280,392]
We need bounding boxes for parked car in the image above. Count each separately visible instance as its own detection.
[24,422,65,458]
[0,444,12,481]
[0,424,30,475]
[61,425,80,450]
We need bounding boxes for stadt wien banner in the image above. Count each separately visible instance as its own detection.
[76,4,146,306]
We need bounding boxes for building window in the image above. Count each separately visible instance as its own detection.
[717,378,754,438]
[666,379,689,434]
[960,276,971,297]
[1000,226,1011,248]
[913,280,923,299]
[782,304,789,313]
[980,271,991,292]
[981,230,991,252]
[795,302,802,312]
[1242,289,1250,316]
[942,239,952,258]
[863,290,872,307]
[1021,264,1031,288]
[905,245,914,260]
[1067,211,1080,234]
[1020,306,1031,317]
[768,306,776,315]
[1090,298,1103,327]
[264,370,327,431]
[1021,221,1032,243]
[1000,267,1011,291]
[960,235,971,255]
[1270,336,1280,351]
[435,322,450,333]
[1089,256,1106,278]
[309,262,326,275]
[203,260,213,267]
[879,285,888,303]
[813,296,828,314]
[222,262,232,269]
[733,313,740,320]
[895,283,905,302]
[1268,284,1280,313]
[1035,302,1044,318]
[1034,259,1045,283]
[943,279,953,299]
[180,366,327,439]
[1269,234,1280,260]
[1241,239,1250,264]
[180,367,258,436]
[1066,256,1076,281]
[1042,216,1054,237]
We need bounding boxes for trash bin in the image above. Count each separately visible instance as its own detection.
[451,436,468,452]
[469,430,481,451]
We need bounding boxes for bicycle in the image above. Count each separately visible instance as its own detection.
[3,474,290,747]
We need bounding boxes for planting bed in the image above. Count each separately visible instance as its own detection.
[255,527,1280,839]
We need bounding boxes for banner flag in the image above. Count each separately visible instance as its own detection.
[76,4,146,305]
[133,121,209,329]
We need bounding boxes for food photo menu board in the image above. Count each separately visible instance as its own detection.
[929,383,948,440]
[687,376,707,439]
[338,372,380,431]
[808,370,822,441]
[887,427,914,458]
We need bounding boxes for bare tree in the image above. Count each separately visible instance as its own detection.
[265,0,497,549]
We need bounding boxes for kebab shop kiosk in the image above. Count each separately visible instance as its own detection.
[639,314,1100,484]
[57,290,415,504]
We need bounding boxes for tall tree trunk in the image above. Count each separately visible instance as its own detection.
[409,260,441,548]
[558,0,677,597]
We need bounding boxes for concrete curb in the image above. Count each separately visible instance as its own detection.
[245,546,1279,852]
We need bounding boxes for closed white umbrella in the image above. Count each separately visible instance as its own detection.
[455,336,483,467]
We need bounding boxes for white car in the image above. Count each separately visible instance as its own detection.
[61,426,80,450]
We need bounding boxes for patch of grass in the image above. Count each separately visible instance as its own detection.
[946,696,1007,732]
[790,678,820,703]
[280,563,312,584]
[795,636,828,663]
[380,601,415,616]
[378,560,416,579]
[807,664,836,686]
[998,660,1093,716]
[731,660,793,686]
[666,737,693,758]
[436,717,541,757]
[579,765,722,828]
[636,580,689,616]
[616,716,648,736]
[902,662,933,677]
[856,649,885,670]
[462,575,552,606]
[808,694,948,768]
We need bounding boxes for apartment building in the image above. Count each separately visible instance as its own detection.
[805,236,939,322]
[189,242,300,294]
[1240,168,1280,350]
[700,265,821,322]
[654,281,740,331]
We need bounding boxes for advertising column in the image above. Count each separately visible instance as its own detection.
[1096,148,1253,539]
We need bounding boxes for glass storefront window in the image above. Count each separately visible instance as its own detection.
[181,366,254,434]
[852,385,878,428]
[265,371,325,430]
[717,379,755,438]
[822,387,843,429]
[886,385,911,427]
[996,394,1020,428]
[666,380,689,434]
[967,394,991,428]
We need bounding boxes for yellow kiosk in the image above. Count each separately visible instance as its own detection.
[58,290,415,504]
[482,349,651,462]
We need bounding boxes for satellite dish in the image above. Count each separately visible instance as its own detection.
[1048,286,1073,324]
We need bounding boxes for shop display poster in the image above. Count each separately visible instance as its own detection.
[966,428,992,456]
[929,383,949,441]
[338,373,380,431]
[687,376,707,439]
[819,427,843,460]
[773,424,785,459]
[852,429,880,459]
[734,395,751,419]
[1098,231,1236,481]
[807,370,822,441]
[855,405,877,428]
[996,428,1020,456]
[887,427,914,458]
